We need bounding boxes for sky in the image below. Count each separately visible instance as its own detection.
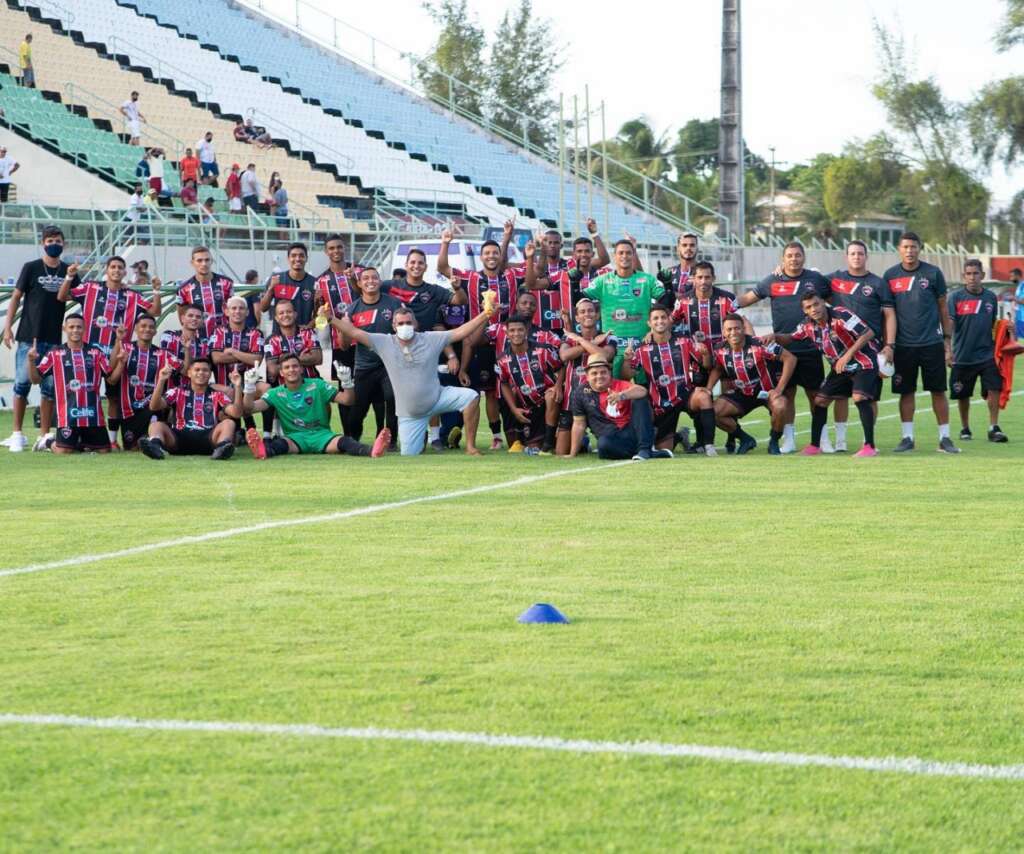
[254,0,1022,206]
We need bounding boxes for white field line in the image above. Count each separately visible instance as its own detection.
[0,460,632,580]
[1,712,1022,781]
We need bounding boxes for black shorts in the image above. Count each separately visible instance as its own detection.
[501,398,546,444]
[950,360,1002,400]
[557,408,573,430]
[720,389,767,418]
[892,343,947,394]
[819,369,881,401]
[786,350,824,391]
[654,402,688,442]
[171,427,215,455]
[105,379,120,400]
[55,425,109,451]
[121,408,154,450]
[469,343,497,392]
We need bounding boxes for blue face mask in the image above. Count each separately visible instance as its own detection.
[44,243,64,258]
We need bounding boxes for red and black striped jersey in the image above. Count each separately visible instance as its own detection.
[35,345,110,428]
[496,343,562,407]
[561,334,618,412]
[209,325,264,385]
[315,270,356,349]
[451,268,520,322]
[159,330,212,389]
[264,328,320,379]
[671,287,739,348]
[119,342,162,414]
[485,322,561,355]
[632,337,708,414]
[792,306,876,370]
[164,386,233,431]
[176,275,234,338]
[714,336,784,397]
[69,282,152,350]
[558,264,611,312]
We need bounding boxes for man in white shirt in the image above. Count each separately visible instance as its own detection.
[120,91,145,146]
[0,146,20,204]
[240,163,261,212]
[196,131,218,186]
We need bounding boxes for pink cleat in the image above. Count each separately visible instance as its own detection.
[799,445,822,456]
[853,444,879,458]
[371,427,391,458]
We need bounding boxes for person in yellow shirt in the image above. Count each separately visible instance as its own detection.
[18,34,34,89]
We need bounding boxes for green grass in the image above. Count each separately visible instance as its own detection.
[2,383,1024,850]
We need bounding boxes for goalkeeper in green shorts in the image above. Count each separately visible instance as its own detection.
[242,352,389,459]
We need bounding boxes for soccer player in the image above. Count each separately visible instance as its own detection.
[949,259,1007,442]
[160,304,211,388]
[264,299,322,384]
[383,246,466,329]
[582,239,666,373]
[115,312,162,450]
[332,298,498,455]
[1012,267,1024,338]
[670,260,750,350]
[242,353,385,459]
[557,298,616,455]
[210,296,264,385]
[176,246,234,338]
[736,242,831,452]
[768,294,881,457]
[314,234,357,432]
[2,225,78,452]
[260,243,318,328]
[657,232,700,305]
[496,315,564,453]
[883,231,958,453]
[706,315,796,455]
[27,314,126,454]
[825,240,895,451]
[140,358,241,459]
[330,267,402,445]
[568,355,669,460]
[623,305,716,454]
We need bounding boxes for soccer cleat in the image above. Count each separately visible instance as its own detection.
[938,436,961,454]
[109,441,123,453]
[538,449,553,456]
[447,426,462,449]
[779,435,796,454]
[675,427,692,452]
[767,438,782,456]
[430,438,445,452]
[245,427,267,460]
[631,449,652,461]
[703,445,718,457]
[6,433,27,453]
[490,436,504,451]
[371,427,391,458]
[211,440,235,460]
[959,427,973,441]
[32,435,52,452]
[893,437,915,453]
[0,435,11,448]
[988,426,1008,443]
[819,433,835,454]
[799,444,822,456]
[736,435,757,455]
[650,448,674,459]
[834,438,848,453]
[854,444,879,458]
[139,437,165,460]
[507,440,525,453]
[724,435,736,454]
[524,446,540,456]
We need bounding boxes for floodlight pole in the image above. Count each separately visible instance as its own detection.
[719,0,744,243]
[559,94,566,235]
[573,95,581,237]
[585,84,593,221]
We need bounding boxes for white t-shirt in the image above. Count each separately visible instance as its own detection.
[0,156,16,183]
[127,192,144,222]
[122,100,140,122]
[197,139,215,163]
[149,157,164,180]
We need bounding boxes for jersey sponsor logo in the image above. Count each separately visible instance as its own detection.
[543,309,560,321]
[831,279,859,295]
[956,299,982,315]
[889,276,914,293]
[770,281,800,297]
[39,274,64,292]
[68,406,96,419]
[612,308,627,321]
[350,310,377,327]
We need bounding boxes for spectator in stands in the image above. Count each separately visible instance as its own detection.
[240,163,261,212]
[120,91,145,147]
[200,198,218,226]
[271,179,289,234]
[233,119,248,145]
[147,148,165,196]
[243,117,273,149]
[130,260,150,288]
[179,148,200,186]
[225,163,242,213]
[180,179,199,212]
[0,146,20,205]
[197,131,218,186]
[18,34,34,89]
[126,184,147,241]
[135,149,151,184]
[145,188,160,210]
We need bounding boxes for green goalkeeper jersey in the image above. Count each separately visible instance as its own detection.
[262,378,337,435]
[582,270,665,339]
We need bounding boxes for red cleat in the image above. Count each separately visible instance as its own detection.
[853,444,879,458]
[245,427,267,460]
[371,427,391,458]
[799,445,822,456]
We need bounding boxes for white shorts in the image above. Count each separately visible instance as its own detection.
[397,386,478,456]
[127,119,141,137]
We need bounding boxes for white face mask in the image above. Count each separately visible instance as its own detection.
[395,324,415,341]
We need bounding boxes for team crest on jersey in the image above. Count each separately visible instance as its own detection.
[95,316,108,328]
[632,287,642,297]
[657,375,672,386]
[920,280,929,289]
[129,376,141,386]
[304,396,314,406]
[863,286,873,296]
[67,379,83,391]
[303,291,312,301]
[612,308,627,321]
[530,361,540,371]
[336,303,346,314]
[60,428,73,439]
[520,384,532,394]
[744,358,755,369]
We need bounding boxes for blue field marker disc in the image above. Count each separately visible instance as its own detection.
[517,603,570,624]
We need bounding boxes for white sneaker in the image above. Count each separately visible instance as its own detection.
[6,433,27,453]
[820,432,835,454]
[0,436,12,448]
[32,435,52,452]
[834,438,848,453]
[704,444,718,457]
[779,435,796,454]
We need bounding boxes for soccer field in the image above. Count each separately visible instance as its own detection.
[3,384,1024,850]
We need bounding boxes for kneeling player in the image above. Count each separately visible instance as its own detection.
[624,305,716,455]
[140,358,242,459]
[242,352,387,459]
[770,294,880,457]
[707,315,796,455]
[495,315,563,453]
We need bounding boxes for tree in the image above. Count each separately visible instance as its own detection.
[995,0,1024,51]
[969,77,1024,168]
[417,1,487,120]
[488,0,562,148]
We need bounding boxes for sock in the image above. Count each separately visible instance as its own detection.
[108,418,122,443]
[428,425,440,442]
[856,400,875,447]
[150,437,164,449]
[901,422,914,439]
[938,423,950,440]
[835,421,847,444]
[262,410,274,436]
[692,416,705,447]
[810,406,828,446]
[770,429,783,442]
[265,436,289,458]
[728,429,741,440]
[489,419,502,438]
[339,435,370,456]
[542,424,557,450]
[699,409,716,447]
[783,423,795,443]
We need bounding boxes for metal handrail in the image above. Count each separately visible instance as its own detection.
[27,0,75,25]
[106,35,213,106]
[244,108,354,175]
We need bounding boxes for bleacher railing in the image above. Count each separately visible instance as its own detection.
[28,0,74,26]
[107,35,213,108]
[244,108,355,180]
